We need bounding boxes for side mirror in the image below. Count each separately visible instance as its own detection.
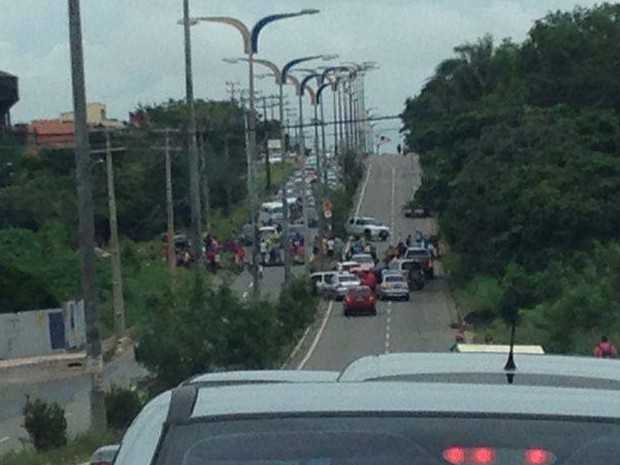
[90,444,120,465]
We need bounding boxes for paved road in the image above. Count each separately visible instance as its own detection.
[299,154,456,371]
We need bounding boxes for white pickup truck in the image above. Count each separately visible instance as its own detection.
[345,216,390,241]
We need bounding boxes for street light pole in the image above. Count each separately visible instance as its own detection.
[197,9,320,296]
[165,131,176,274]
[183,0,203,268]
[105,130,125,339]
[67,0,106,432]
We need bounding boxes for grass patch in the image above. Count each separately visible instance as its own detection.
[0,429,122,465]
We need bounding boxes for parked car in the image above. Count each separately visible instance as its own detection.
[310,271,338,296]
[349,253,376,269]
[351,267,377,291]
[333,261,362,273]
[331,272,362,300]
[89,444,118,465]
[404,246,434,279]
[343,286,377,316]
[345,216,390,241]
[376,270,410,301]
[388,258,425,290]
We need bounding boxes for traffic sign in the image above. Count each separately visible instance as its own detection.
[322,199,333,211]
[324,209,332,219]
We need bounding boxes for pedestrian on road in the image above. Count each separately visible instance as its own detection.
[594,336,617,358]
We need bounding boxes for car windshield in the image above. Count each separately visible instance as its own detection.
[156,416,620,465]
[339,275,358,283]
[386,275,406,283]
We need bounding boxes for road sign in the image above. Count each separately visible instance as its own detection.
[322,199,333,212]
[324,209,332,219]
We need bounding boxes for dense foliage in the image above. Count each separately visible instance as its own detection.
[23,397,67,452]
[402,3,620,352]
[135,274,317,390]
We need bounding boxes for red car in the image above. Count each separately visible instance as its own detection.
[343,286,377,317]
[351,267,377,291]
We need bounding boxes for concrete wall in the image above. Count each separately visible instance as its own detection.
[0,300,86,360]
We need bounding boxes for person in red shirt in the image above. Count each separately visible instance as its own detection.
[594,336,617,358]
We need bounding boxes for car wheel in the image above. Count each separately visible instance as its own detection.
[371,307,377,316]
[364,229,372,241]
[379,231,389,241]
[404,294,410,301]
[344,308,350,317]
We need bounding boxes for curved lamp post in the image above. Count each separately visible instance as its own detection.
[194,9,319,297]
[223,53,336,274]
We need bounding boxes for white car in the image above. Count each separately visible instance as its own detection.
[345,216,390,241]
[93,352,620,465]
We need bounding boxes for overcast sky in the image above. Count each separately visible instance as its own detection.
[1,0,602,147]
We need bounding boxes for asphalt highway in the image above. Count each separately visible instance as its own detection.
[299,154,456,371]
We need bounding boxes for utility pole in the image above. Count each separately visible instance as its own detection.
[104,131,125,339]
[279,77,292,284]
[262,96,271,192]
[67,0,106,432]
[248,53,261,300]
[226,80,241,103]
[164,131,176,274]
[197,129,211,230]
[183,0,203,267]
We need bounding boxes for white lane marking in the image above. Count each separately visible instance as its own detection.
[390,166,396,233]
[385,301,392,354]
[242,291,248,299]
[249,281,254,288]
[0,436,10,444]
[287,326,311,364]
[297,301,334,370]
[354,163,372,217]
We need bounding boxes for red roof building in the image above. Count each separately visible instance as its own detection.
[27,119,75,148]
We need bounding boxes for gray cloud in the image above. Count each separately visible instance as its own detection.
[1,0,601,145]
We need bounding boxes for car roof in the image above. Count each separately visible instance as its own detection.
[337,352,620,384]
[188,370,339,385]
[189,381,620,419]
[138,353,620,435]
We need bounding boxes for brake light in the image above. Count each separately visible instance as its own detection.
[443,447,466,465]
[524,449,549,465]
[344,296,352,305]
[471,447,494,465]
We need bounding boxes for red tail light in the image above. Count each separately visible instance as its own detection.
[443,447,466,465]
[471,447,494,465]
[344,296,352,305]
[524,448,549,465]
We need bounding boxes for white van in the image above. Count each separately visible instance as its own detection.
[259,202,284,225]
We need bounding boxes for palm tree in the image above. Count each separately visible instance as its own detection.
[433,34,499,102]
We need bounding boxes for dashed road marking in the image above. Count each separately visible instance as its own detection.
[249,281,254,288]
[0,436,10,444]
[385,302,392,354]
[390,166,396,232]
[242,291,248,299]
[297,300,334,370]
[355,163,372,217]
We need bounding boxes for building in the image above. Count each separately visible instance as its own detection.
[26,102,124,150]
[60,102,124,128]
[0,300,86,360]
[28,119,75,148]
[0,70,19,128]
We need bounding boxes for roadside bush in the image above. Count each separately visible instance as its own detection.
[277,276,318,341]
[23,396,67,452]
[105,385,145,430]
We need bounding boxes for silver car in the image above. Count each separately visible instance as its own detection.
[94,352,620,465]
[377,271,410,300]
